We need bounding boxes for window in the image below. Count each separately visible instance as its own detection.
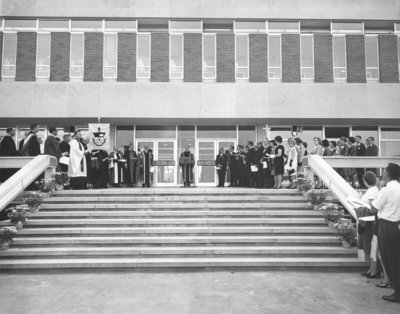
[36,33,51,78]
[380,128,400,157]
[105,20,137,32]
[2,33,17,78]
[203,34,216,79]
[300,35,314,80]
[398,36,400,79]
[0,19,3,31]
[268,35,281,79]
[331,22,363,34]
[39,20,69,32]
[365,36,379,80]
[5,19,37,31]
[71,20,103,32]
[235,34,249,79]
[268,21,300,33]
[169,34,183,79]
[333,35,347,79]
[70,33,84,78]
[170,21,202,33]
[103,33,117,78]
[324,127,349,139]
[137,33,151,79]
[234,21,266,33]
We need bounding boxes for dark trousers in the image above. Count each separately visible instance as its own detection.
[356,168,366,187]
[217,168,226,187]
[230,167,238,187]
[257,167,264,188]
[237,166,246,187]
[378,219,400,294]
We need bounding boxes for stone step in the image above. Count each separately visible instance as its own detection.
[39,202,311,210]
[15,226,335,235]
[0,246,357,258]
[44,195,307,204]
[16,218,326,227]
[32,210,322,218]
[10,235,342,246]
[0,257,365,269]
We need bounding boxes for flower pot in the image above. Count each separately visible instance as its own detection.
[15,221,24,230]
[341,240,352,248]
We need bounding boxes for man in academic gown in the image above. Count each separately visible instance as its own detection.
[179,145,195,187]
[68,130,87,190]
[124,142,139,187]
[255,141,265,188]
[91,149,109,189]
[245,141,257,188]
[20,124,41,157]
[0,127,18,183]
[109,146,126,187]
[44,127,65,171]
[236,145,246,187]
[140,145,154,188]
[227,145,238,187]
[262,140,275,189]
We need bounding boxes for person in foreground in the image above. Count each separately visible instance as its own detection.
[68,130,88,190]
[369,163,400,303]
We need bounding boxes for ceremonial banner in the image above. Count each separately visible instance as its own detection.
[88,124,110,150]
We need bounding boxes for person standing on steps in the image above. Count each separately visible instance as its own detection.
[0,127,18,183]
[68,130,88,190]
[179,145,195,187]
[140,145,154,188]
[215,147,227,187]
[270,136,285,189]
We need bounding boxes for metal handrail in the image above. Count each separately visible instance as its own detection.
[0,155,58,211]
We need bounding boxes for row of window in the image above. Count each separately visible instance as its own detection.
[1,32,397,80]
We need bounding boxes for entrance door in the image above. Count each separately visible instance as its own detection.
[136,139,177,186]
[196,139,236,186]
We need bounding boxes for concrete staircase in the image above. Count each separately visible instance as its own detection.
[0,188,365,270]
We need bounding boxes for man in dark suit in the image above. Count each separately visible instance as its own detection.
[44,127,64,170]
[0,127,18,183]
[255,141,265,188]
[245,141,257,188]
[355,135,367,189]
[227,145,238,187]
[59,134,71,172]
[20,124,41,156]
[365,137,379,175]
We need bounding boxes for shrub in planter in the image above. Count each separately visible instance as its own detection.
[321,203,345,227]
[295,178,313,195]
[21,192,43,213]
[333,221,357,248]
[35,179,57,196]
[53,172,69,190]
[0,226,17,250]
[306,189,328,209]
[6,205,30,229]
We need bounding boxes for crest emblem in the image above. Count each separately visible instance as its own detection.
[92,127,107,147]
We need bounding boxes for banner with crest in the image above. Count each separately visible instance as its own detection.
[88,124,110,150]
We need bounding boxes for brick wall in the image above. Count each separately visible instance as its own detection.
[84,33,103,82]
[50,32,70,82]
[15,32,37,81]
[346,35,366,83]
[378,35,399,83]
[282,34,301,82]
[217,34,235,82]
[151,33,169,82]
[117,33,136,82]
[184,33,202,82]
[249,34,268,82]
[314,34,333,83]
[0,33,3,81]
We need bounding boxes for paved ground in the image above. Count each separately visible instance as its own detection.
[0,270,398,314]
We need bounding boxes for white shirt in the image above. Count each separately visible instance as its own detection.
[361,186,379,203]
[372,180,400,222]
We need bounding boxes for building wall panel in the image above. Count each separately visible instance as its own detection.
[84,32,103,82]
[314,34,333,83]
[217,34,235,82]
[15,32,37,81]
[184,33,202,82]
[151,32,169,82]
[378,35,399,83]
[282,34,301,82]
[346,35,366,83]
[50,32,70,82]
[249,34,268,82]
[0,33,3,81]
[117,33,136,82]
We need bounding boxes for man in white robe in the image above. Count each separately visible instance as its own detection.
[68,130,87,190]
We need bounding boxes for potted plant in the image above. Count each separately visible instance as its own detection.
[321,203,345,227]
[306,189,328,210]
[0,226,17,250]
[333,221,357,248]
[296,179,313,195]
[53,172,69,191]
[6,205,30,230]
[21,192,43,213]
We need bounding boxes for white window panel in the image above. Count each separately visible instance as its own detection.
[170,34,183,79]
[234,21,266,33]
[137,33,151,79]
[36,33,51,78]
[0,19,3,31]
[333,35,347,79]
[268,35,281,79]
[39,20,69,32]
[398,36,400,79]
[71,20,103,32]
[365,36,379,80]
[203,34,216,79]
[268,21,300,33]
[5,19,37,31]
[169,21,202,33]
[2,33,17,78]
[105,20,137,32]
[332,22,363,34]
[103,33,117,78]
[235,34,249,79]
[301,35,314,80]
[70,33,84,78]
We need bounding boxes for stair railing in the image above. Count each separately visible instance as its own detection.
[0,155,58,211]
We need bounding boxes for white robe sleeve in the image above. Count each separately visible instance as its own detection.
[68,140,86,177]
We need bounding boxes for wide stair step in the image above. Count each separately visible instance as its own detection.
[0,188,364,270]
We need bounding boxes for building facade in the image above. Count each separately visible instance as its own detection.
[0,0,400,186]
